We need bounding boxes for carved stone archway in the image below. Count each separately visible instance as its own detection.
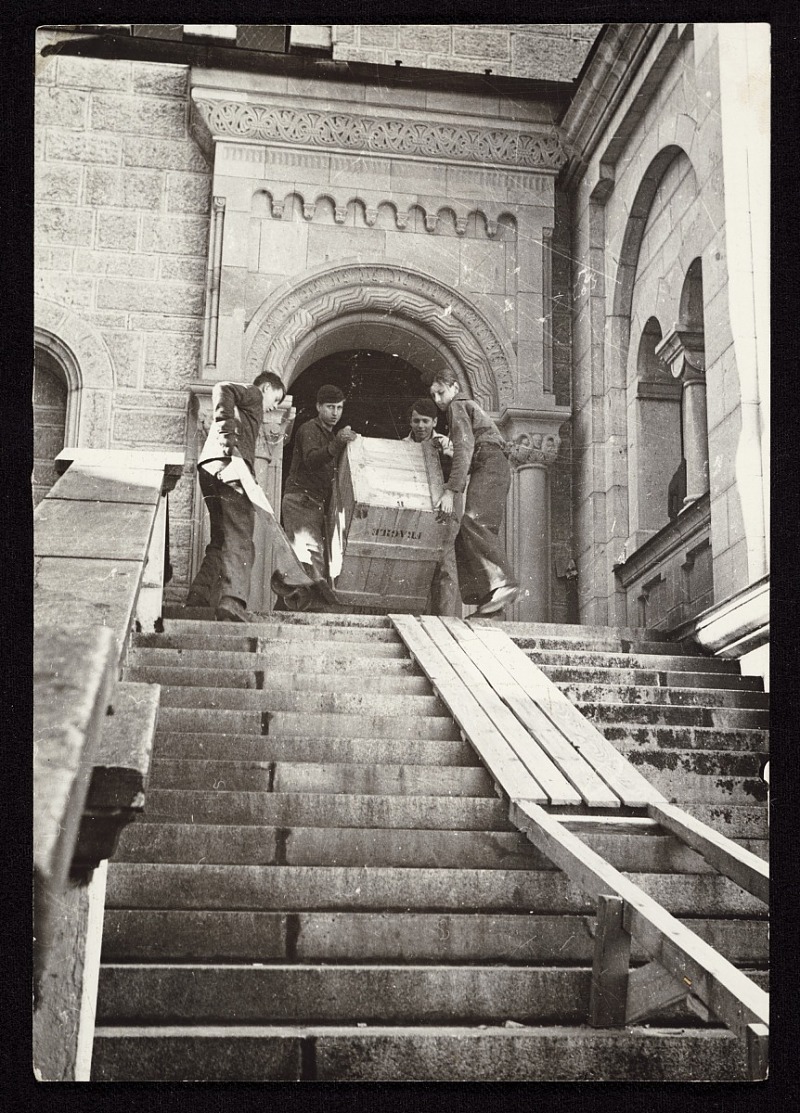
[244,261,517,411]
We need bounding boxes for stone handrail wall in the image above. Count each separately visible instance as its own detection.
[33,447,183,1080]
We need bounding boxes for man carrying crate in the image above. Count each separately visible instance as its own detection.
[403,397,459,617]
[423,369,519,617]
[281,384,358,608]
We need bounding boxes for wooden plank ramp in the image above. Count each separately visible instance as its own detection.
[390,614,769,1067]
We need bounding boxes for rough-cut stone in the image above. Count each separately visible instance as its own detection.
[453,27,510,60]
[36,206,94,246]
[74,250,157,279]
[397,25,452,53]
[115,391,189,411]
[35,164,82,204]
[57,56,130,91]
[97,279,204,316]
[46,131,122,165]
[132,63,188,98]
[141,214,209,256]
[359,26,397,49]
[129,314,204,334]
[34,272,94,310]
[113,410,186,447]
[36,86,88,128]
[142,333,202,387]
[102,331,143,389]
[512,34,589,81]
[95,212,139,252]
[91,93,188,138]
[123,136,209,172]
[166,172,211,214]
[159,256,206,284]
[85,168,164,210]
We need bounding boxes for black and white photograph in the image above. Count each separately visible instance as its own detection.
[31,21,770,1084]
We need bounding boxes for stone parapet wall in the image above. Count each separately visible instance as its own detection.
[35,46,211,585]
[332,25,601,81]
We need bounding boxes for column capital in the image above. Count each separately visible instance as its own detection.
[655,326,706,380]
[506,431,561,470]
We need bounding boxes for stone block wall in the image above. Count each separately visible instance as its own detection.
[35,46,212,585]
[332,24,601,80]
[569,24,762,625]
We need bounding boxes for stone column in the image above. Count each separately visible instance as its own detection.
[505,431,561,622]
[656,328,708,506]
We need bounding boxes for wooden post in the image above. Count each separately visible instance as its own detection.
[746,1022,769,1081]
[589,894,631,1027]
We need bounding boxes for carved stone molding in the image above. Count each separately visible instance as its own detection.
[244,263,516,410]
[506,431,561,469]
[251,187,517,240]
[191,95,567,171]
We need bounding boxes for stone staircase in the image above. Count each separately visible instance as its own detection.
[92,613,768,1081]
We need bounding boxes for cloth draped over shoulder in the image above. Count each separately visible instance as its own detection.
[198,381,264,474]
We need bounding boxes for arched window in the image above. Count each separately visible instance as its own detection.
[631,317,683,537]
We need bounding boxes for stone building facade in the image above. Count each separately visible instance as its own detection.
[34,23,769,667]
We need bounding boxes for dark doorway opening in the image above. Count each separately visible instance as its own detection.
[282,348,446,490]
[33,347,68,507]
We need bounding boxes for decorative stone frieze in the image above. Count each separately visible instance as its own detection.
[191,95,567,171]
[245,263,516,409]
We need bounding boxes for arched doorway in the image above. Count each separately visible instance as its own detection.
[281,348,449,488]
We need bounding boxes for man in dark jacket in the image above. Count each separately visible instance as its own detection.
[282,384,358,597]
[187,371,285,622]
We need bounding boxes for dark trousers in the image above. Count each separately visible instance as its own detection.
[281,490,328,583]
[454,443,516,605]
[189,468,255,609]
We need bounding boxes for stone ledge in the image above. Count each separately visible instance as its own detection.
[672,574,769,660]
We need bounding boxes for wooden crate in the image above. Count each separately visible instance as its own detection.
[327,436,449,611]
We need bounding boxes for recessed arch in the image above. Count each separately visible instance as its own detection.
[244,260,516,410]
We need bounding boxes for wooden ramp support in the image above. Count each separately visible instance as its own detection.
[390,615,769,1076]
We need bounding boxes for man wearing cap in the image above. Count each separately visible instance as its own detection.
[281,384,358,599]
[403,397,459,616]
[187,370,286,622]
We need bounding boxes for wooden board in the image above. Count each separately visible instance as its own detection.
[649,802,769,905]
[442,618,620,808]
[470,622,666,807]
[510,799,769,1038]
[390,616,548,803]
[417,617,580,806]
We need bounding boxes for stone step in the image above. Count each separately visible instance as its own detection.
[577,702,769,730]
[602,724,770,753]
[135,631,406,653]
[128,646,416,671]
[617,747,766,780]
[114,820,759,876]
[141,789,514,830]
[498,620,665,642]
[155,685,447,717]
[91,1024,756,1082]
[163,606,393,629]
[154,707,462,740]
[511,635,700,656]
[102,908,768,966]
[97,964,594,1026]
[147,759,496,798]
[95,965,766,1028]
[524,649,740,673]
[105,863,767,918]
[540,664,764,692]
[126,665,432,695]
[156,619,404,643]
[151,732,478,766]
[557,683,768,709]
[623,767,768,806]
[672,803,769,840]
